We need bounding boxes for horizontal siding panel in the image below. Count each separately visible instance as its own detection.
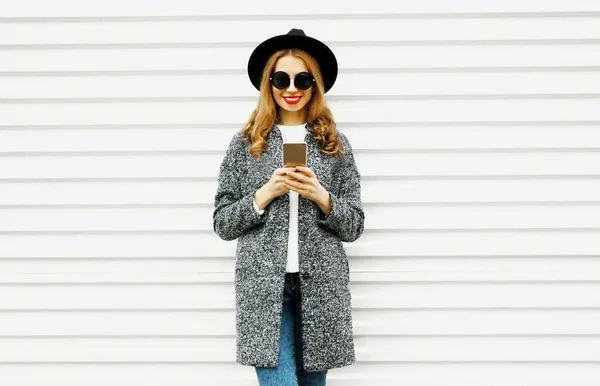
[1,152,599,179]
[2,256,600,275]
[3,271,600,283]
[3,125,600,152]
[2,45,600,72]
[1,335,600,361]
[1,280,599,309]
[0,257,235,274]
[3,18,600,45]
[2,179,600,205]
[4,99,599,125]
[347,232,600,256]
[2,310,600,335]
[1,364,599,386]
[347,256,600,274]
[1,232,600,257]
[3,0,600,17]
[3,73,600,98]
[3,205,600,231]
[342,125,600,150]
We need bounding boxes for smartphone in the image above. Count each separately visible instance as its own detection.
[282,143,307,168]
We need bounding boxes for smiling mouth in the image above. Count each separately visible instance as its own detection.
[284,96,301,104]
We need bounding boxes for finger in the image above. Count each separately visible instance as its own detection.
[288,182,306,195]
[281,176,296,184]
[285,171,310,183]
[288,176,309,188]
[295,166,315,177]
[287,177,306,188]
[284,180,297,191]
[275,167,296,176]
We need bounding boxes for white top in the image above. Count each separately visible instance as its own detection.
[252,123,307,273]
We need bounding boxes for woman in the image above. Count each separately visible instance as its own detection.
[213,28,365,386]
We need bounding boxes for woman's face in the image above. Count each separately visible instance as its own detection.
[271,55,314,115]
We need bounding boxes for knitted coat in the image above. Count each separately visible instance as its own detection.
[212,123,365,372]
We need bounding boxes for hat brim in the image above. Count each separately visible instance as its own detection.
[247,34,338,93]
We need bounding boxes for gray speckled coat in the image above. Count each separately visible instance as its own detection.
[212,123,365,372]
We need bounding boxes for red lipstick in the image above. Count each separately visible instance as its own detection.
[284,96,301,105]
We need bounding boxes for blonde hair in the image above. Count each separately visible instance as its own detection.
[242,48,342,158]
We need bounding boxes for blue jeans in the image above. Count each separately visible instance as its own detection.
[255,272,328,386]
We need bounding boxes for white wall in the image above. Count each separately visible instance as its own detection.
[1,0,600,384]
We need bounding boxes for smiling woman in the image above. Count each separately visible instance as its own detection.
[213,28,365,386]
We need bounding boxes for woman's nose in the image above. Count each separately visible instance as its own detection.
[287,79,297,92]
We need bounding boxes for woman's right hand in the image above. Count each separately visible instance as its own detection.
[266,167,297,198]
[253,167,297,212]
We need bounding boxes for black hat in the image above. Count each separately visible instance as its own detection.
[247,28,338,93]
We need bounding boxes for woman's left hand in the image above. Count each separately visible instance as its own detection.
[283,166,329,205]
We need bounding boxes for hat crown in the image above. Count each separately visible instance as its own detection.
[287,28,306,37]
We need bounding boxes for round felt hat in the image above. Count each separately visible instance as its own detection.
[247,28,338,93]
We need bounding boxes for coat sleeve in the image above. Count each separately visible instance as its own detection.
[317,133,365,242]
[213,132,268,241]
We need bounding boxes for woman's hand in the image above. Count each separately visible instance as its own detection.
[254,167,297,212]
[283,166,331,211]
[265,167,297,198]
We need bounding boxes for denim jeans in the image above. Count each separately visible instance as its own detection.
[255,272,328,386]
